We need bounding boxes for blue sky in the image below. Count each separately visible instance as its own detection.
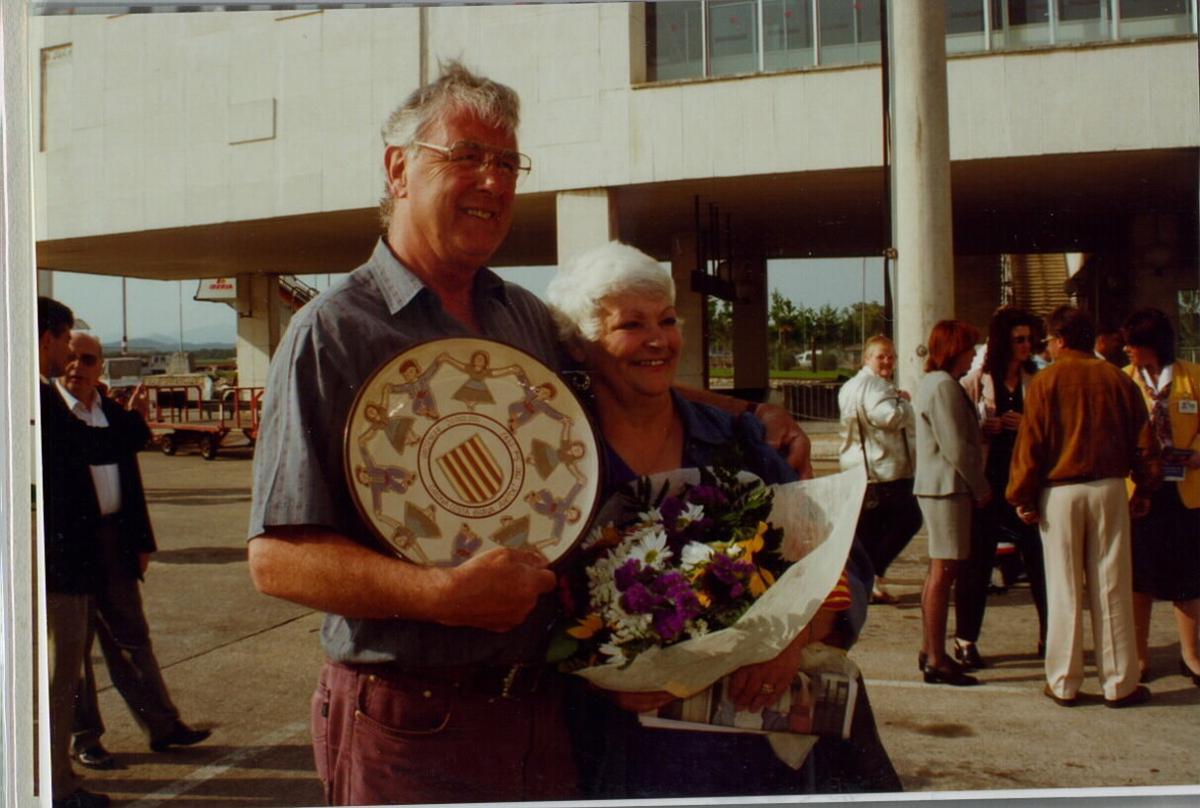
[50,256,884,345]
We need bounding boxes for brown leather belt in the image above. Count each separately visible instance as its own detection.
[338,660,547,699]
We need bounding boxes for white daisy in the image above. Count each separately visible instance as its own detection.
[629,528,672,568]
[680,541,714,571]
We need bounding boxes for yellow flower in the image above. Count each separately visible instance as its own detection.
[567,613,604,639]
[748,566,776,598]
[737,521,769,559]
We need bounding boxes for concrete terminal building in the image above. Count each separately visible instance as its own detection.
[31,1,1199,389]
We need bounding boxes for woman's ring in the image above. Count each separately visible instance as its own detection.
[759,683,776,695]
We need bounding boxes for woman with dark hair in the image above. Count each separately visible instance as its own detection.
[956,307,1048,668]
[1121,307,1200,687]
[913,320,991,686]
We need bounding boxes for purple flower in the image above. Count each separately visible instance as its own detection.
[614,559,642,591]
[652,607,688,641]
[621,582,656,614]
[658,496,684,526]
[687,485,728,509]
[704,552,753,602]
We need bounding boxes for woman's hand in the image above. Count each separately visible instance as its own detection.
[1000,411,1022,431]
[608,689,677,713]
[726,630,809,713]
[754,403,814,479]
[981,416,1004,436]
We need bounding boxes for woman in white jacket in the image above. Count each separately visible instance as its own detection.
[838,336,922,604]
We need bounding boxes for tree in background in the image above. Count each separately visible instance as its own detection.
[710,292,888,373]
[707,299,734,369]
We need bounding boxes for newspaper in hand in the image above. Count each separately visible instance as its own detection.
[637,645,858,740]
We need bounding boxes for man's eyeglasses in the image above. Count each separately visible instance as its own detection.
[413,140,531,182]
[67,353,99,368]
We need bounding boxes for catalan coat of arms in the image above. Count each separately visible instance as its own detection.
[344,337,600,566]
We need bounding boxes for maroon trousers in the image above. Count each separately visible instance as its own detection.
[313,660,578,805]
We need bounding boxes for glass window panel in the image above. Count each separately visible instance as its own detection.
[764,0,815,70]
[1057,0,1107,42]
[648,2,705,81]
[709,0,759,76]
[1004,0,1052,46]
[947,0,987,52]
[818,0,880,65]
[1119,0,1191,37]
[1121,0,1189,16]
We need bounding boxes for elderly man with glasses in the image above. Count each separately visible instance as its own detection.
[57,332,210,774]
[247,61,812,805]
[37,300,151,808]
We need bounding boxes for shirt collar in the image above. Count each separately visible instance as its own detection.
[54,379,96,415]
[368,238,509,316]
[1139,362,1174,395]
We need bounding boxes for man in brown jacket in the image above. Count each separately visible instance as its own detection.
[1008,305,1155,708]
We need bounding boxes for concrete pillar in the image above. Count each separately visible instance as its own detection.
[732,256,768,392]
[235,274,289,389]
[890,5,955,389]
[555,188,617,268]
[670,233,706,390]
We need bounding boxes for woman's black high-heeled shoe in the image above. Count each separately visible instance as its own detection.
[922,658,980,687]
[1181,658,1200,688]
[953,640,988,671]
[917,651,927,672]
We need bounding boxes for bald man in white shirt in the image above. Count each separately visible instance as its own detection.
[57,332,210,771]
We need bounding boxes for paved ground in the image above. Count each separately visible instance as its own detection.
[48,428,1200,806]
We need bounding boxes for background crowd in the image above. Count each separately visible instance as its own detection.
[838,302,1200,705]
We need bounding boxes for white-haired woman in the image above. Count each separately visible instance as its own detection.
[837,335,921,604]
[547,241,897,798]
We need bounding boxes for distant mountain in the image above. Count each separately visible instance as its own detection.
[101,328,236,354]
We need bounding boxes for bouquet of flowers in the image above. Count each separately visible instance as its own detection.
[551,462,867,699]
[556,464,788,669]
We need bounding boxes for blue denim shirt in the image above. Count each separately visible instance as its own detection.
[249,239,565,666]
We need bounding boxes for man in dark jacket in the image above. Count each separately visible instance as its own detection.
[58,331,209,771]
[38,296,128,808]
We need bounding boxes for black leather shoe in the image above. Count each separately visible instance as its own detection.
[953,640,988,670]
[52,787,111,808]
[1104,685,1151,708]
[150,721,211,752]
[1180,658,1200,687]
[1042,684,1077,707]
[72,744,118,770]
[923,659,980,687]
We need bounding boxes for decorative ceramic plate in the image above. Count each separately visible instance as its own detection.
[344,337,601,567]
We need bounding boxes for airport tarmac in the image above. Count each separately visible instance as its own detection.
[42,428,1200,806]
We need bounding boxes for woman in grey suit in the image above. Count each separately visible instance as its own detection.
[913,320,992,686]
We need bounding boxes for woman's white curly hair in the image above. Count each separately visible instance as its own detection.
[545,241,676,344]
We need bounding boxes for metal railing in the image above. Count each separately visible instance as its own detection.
[779,380,843,422]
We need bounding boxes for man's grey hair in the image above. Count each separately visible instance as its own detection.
[545,241,676,344]
[378,60,521,227]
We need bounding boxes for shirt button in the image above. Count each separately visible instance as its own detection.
[368,674,377,682]
[422,690,432,698]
